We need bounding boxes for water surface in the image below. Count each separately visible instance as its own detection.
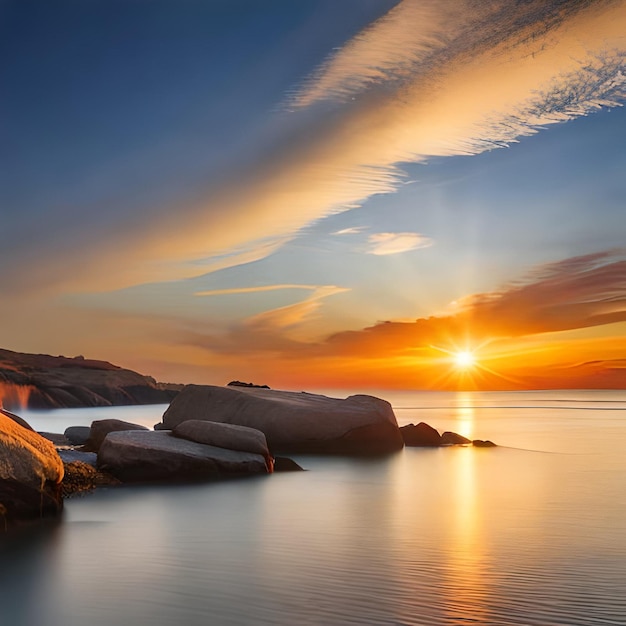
[2,390,626,625]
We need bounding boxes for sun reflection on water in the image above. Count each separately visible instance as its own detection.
[454,392,475,439]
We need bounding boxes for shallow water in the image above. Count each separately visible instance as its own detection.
[2,390,626,625]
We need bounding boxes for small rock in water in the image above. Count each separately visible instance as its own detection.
[472,439,497,447]
[441,431,472,445]
[273,457,305,472]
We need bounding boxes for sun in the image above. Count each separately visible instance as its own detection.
[454,351,476,369]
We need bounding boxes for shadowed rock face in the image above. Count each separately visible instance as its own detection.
[0,413,64,526]
[97,430,268,482]
[0,347,182,410]
[157,385,404,455]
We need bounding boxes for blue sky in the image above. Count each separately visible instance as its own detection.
[1,0,625,388]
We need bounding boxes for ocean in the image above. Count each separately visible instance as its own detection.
[2,389,625,625]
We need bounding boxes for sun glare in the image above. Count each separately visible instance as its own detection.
[454,351,476,369]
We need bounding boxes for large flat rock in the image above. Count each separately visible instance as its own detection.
[157,385,404,455]
[97,430,268,482]
[0,412,64,525]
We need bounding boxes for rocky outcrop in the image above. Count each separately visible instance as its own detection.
[400,422,442,447]
[0,412,64,526]
[227,381,270,389]
[173,420,273,471]
[85,419,149,453]
[156,385,404,455]
[0,347,183,410]
[97,430,269,482]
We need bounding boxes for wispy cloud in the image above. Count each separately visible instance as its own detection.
[3,1,626,306]
[367,232,433,255]
[194,284,323,297]
[333,227,366,235]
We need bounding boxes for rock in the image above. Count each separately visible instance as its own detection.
[64,426,91,446]
[0,412,64,526]
[97,430,269,482]
[400,422,441,447]
[38,432,70,446]
[0,408,34,431]
[173,420,273,471]
[61,461,120,498]
[473,439,497,447]
[273,456,305,472]
[85,419,149,452]
[157,385,403,455]
[441,431,472,445]
[227,381,270,389]
[0,347,182,410]
[57,449,98,466]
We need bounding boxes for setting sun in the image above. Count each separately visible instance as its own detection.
[454,351,476,369]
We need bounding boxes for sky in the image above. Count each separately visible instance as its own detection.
[1,0,625,391]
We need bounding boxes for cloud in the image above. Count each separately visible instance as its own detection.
[3,0,626,298]
[367,232,433,255]
[332,227,366,235]
[320,249,626,357]
[194,284,323,297]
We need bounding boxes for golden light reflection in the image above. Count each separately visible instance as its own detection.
[443,447,489,622]
[454,392,475,439]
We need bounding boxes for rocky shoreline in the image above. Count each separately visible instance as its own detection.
[1,385,496,528]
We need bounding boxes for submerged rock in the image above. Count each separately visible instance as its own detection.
[400,422,441,447]
[98,430,269,482]
[85,419,149,452]
[156,385,403,455]
[0,412,64,526]
[61,461,120,498]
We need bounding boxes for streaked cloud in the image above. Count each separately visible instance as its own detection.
[321,249,626,356]
[367,232,433,255]
[332,227,366,235]
[195,284,323,297]
[3,0,624,297]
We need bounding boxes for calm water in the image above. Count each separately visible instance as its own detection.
[2,390,626,626]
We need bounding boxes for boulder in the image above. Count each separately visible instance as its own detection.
[473,439,497,447]
[274,456,305,472]
[157,385,403,455]
[85,419,149,452]
[441,431,472,445]
[97,430,268,482]
[0,412,64,526]
[173,420,273,472]
[400,422,442,447]
[64,426,91,446]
